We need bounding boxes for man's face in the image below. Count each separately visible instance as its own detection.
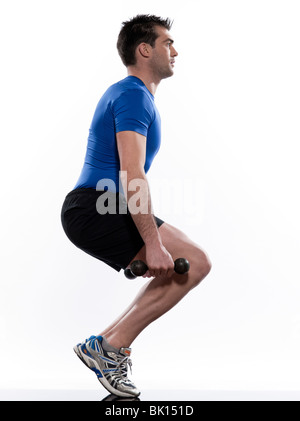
[150,26,178,80]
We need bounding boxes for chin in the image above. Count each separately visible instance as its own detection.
[161,69,174,80]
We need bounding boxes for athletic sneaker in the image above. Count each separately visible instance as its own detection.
[73,335,140,398]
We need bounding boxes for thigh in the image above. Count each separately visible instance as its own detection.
[61,188,165,272]
[129,222,209,275]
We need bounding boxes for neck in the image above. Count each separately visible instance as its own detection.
[127,67,160,96]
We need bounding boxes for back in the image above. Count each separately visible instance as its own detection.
[74,76,161,191]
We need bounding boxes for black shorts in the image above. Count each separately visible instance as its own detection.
[61,188,164,272]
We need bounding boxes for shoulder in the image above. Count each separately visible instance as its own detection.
[112,88,155,121]
[117,88,153,109]
[110,77,153,104]
[116,85,152,103]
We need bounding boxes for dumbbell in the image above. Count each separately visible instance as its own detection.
[124,258,190,279]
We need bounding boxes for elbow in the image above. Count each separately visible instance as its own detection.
[119,166,146,185]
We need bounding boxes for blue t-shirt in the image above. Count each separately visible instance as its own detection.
[74,76,161,191]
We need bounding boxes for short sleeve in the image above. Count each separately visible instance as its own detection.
[113,89,154,136]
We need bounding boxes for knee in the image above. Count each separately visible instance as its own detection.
[204,251,212,276]
[189,248,212,287]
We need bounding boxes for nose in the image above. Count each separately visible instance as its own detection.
[171,45,178,57]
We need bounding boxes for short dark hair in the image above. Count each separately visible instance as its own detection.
[117,14,173,67]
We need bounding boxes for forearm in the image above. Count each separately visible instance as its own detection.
[120,170,162,247]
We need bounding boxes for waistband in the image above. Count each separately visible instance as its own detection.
[65,188,119,197]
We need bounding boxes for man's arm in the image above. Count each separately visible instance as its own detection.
[117,130,160,246]
[116,130,174,278]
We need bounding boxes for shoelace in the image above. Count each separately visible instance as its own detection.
[116,355,132,379]
[83,337,133,381]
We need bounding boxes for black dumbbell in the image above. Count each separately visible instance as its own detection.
[124,258,190,279]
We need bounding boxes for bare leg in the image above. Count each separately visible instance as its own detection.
[99,222,211,348]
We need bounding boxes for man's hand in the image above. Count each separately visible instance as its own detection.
[144,241,174,278]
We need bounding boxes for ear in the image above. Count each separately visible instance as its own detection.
[137,42,152,59]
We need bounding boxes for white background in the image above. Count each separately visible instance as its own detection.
[0,0,300,395]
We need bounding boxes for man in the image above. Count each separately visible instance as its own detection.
[61,15,211,398]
